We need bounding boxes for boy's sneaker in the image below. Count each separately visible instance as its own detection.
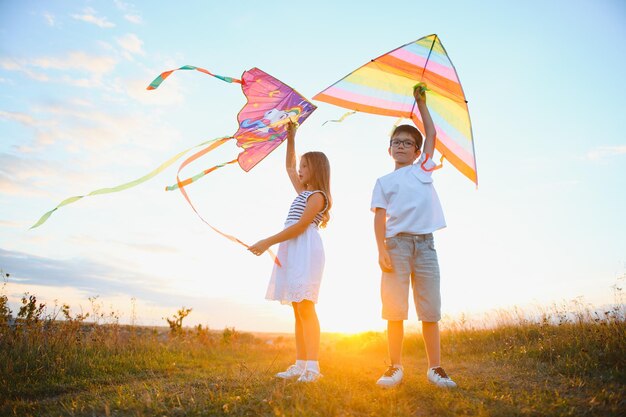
[427,366,457,388]
[376,365,404,388]
[275,365,304,380]
[296,369,322,383]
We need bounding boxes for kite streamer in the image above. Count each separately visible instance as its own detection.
[321,110,356,126]
[30,136,229,229]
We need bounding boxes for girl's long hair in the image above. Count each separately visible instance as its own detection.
[301,151,332,228]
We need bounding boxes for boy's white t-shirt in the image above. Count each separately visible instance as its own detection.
[371,154,446,238]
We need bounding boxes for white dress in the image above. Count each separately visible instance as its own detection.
[265,190,327,305]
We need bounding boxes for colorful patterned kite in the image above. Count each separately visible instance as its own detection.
[314,34,477,185]
[33,66,316,263]
[152,66,316,261]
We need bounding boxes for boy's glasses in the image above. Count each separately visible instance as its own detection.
[390,139,417,148]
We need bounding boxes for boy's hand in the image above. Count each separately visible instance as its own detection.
[248,239,270,256]
[378,248,393,272]
[413,82,427,104]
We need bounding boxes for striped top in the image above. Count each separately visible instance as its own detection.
[285,190,328,227]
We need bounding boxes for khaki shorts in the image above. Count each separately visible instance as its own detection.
[381,233,441,322]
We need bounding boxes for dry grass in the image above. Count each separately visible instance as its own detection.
[1,275,624,416]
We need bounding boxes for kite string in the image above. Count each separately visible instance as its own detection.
[170,137,281,267]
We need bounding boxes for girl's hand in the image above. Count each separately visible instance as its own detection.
[248,239,271,256]
[286,120,297,139]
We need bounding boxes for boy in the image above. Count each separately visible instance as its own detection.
[370,85,456,388]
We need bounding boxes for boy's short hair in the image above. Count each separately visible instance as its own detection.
[391,125,423,150]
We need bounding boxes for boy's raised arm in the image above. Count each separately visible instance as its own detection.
[414,86,436,158]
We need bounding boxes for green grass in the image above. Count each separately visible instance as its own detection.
[1,311,624,416]
[1,280,624,416]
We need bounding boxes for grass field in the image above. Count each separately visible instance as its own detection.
[1,287,624,416]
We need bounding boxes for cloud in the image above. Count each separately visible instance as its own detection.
[71,8,115,28]
[0,152,72,197]
[116,33,145,60]
[0,58,49,82]
[0,247,172,303]
[43,12,55,26]
[586,145,626,161]
[123,242,179,254]
[1,101,148,153]
[32,52,117,75]
[0,110,37,126]
[112,0,143,25]
[0,101,182,196]
[124,14,143,24]
[0,110,64,152]
[0,220,24,228]
[66,234,179,255]
[0,247,284,330]
[0,53,117,87]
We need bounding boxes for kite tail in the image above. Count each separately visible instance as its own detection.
[168,136,281,267]
[146,65,243,90]
[421,153,445,172]
[30,136,229,229]
[321,110,357,126]
[164,159,238,191]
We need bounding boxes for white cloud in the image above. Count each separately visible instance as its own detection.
[113,1,143,25]
[124,14,143,24]
[0,98,184,172]
[0,59,20,71]
[71,8,115,28]
[0,106,132,153]
[43,12,55,26]
[0,58,49,82]
[0,220,24,228]
[0,53,117,87]
[0,153,65,197]
[114,0,132,11]
[116,33,145,60]
[586,145,626,161]
[31,52,117,75]
[0,110,37,126]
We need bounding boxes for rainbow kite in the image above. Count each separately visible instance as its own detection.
[32,66,316,262]
[314,34,477,185]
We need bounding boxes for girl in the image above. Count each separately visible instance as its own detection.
[248,121,331,383]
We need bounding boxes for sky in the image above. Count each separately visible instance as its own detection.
[1,0,624,333]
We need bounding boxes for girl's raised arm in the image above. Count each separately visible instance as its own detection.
[285,121,304,193]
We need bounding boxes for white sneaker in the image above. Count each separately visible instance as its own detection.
[275,365,304,380]
[376,365,404,388]
[297,369,322,383]
[427,366,457,388]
